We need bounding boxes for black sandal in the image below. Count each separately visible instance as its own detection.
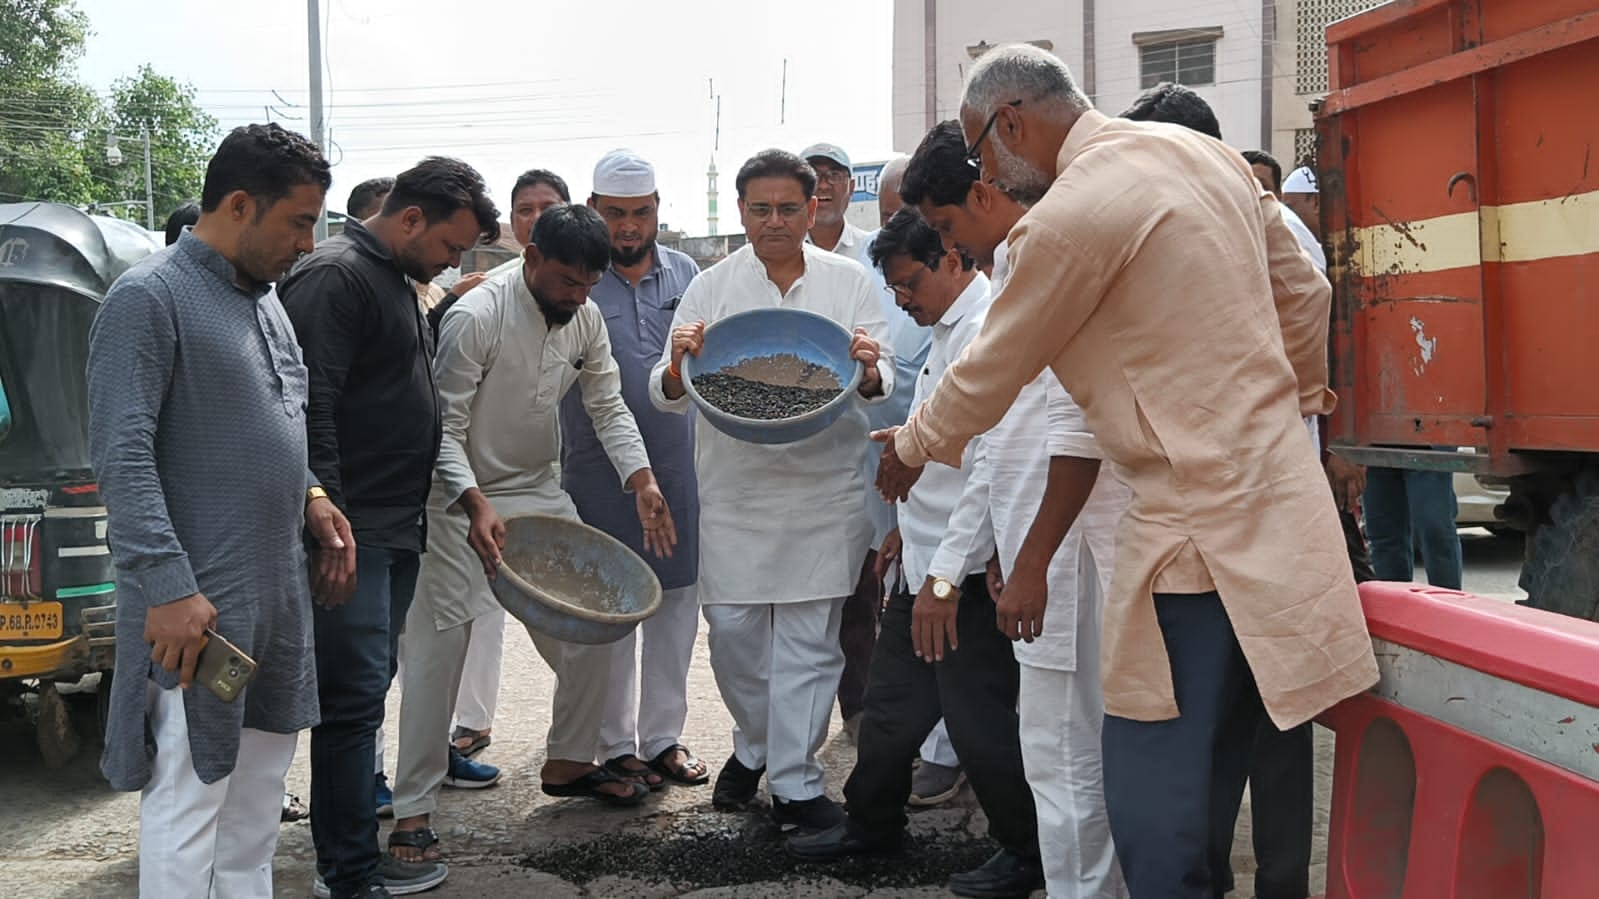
[387,826,442,862]
[280,792,309,823]
[603,754,665,792]
[541,767,649,806]
[648,744,711,786]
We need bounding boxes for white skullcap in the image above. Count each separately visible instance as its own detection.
[592,149,656,198]
[1282,165,1318,195]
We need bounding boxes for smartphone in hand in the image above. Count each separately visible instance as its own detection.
[194,629,257,703]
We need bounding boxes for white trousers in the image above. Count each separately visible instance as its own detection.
[393,606,611,819]
[920,718,959,767]
[139,685,298,899]
[600,584,700,761]
[1019,663,1126,899]
[704,596,845,802]
[453,608,505,733]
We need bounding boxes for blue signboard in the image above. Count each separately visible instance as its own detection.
[851,162,887,203]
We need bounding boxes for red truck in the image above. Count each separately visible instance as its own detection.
[1318,0,1599,621]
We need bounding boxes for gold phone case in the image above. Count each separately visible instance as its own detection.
[194,629,257,703]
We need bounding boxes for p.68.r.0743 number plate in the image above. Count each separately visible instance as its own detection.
[0,602,63,640]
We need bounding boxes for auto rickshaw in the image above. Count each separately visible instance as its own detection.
[0,202,161,766]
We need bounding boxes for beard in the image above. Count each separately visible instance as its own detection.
[237,229,295,285]
[394,237,438,284]
[610,232,657,268]
[532,287,579,326]
[993,141,1053,208]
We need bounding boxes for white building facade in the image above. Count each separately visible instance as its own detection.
[892,0,1388,169]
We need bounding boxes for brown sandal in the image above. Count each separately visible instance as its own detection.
[450,726,491,757]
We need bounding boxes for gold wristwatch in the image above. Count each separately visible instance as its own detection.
[931,577,960,602]
[306,486,329,504]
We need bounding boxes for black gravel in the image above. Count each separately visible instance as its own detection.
[693,372,841,420]
[518,808,998,890]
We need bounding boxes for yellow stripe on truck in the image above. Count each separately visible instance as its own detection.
[1339,188,1599,276]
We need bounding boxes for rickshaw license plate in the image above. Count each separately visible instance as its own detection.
[0,602,63,639]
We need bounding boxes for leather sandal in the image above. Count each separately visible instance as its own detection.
[648,743,711,786]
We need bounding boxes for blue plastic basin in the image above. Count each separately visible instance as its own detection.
[681,307,864,445]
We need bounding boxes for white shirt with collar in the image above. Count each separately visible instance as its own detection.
[650,242,896,606]
[898,271,997,589]
[812,223,935,551]
[809,220,873,260]
[979,238,1132,670]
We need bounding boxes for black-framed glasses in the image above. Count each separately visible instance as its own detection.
[965,99,1023,170]
[885,268,929,298]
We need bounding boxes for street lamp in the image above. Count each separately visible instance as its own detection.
[105,126,155,231]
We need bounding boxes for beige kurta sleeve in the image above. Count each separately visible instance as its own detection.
[433,298,497,508]
[896,215,1123,469]
[1261,190,1336,418]
[577,312,651,488]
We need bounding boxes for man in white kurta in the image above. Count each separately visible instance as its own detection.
[392,205,674,856]
[900,121,1130,896]
[988,244,1132,899]
[650,149,893,833]
[789,209,1046,899]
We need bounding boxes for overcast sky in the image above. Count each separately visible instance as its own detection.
[74,0,896,234]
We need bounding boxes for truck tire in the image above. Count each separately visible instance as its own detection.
[1519,468,1599,621]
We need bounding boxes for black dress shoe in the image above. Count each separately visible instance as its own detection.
[947,848,1045,898]
[711,754,765,810]
[784,820,899,861]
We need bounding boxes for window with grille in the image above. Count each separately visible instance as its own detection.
[1296,0,1386,94]
[1294,129,1318,168]
[1134,28,1223,90]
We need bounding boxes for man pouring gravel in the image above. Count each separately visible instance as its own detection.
[650,148,894,835]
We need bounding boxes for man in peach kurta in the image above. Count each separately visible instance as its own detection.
[877,45,1378,897]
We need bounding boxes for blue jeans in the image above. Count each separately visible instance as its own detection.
[1363,467,1463,590]
[311,546,420,898]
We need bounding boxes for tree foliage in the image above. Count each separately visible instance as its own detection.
[0,0,219,220]
[86,66,219,221]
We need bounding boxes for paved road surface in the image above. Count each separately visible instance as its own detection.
[0,530,1529,897]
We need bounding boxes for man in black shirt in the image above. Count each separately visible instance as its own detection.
[279,156,499,899]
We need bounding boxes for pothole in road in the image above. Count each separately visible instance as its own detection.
[518,807,999,890]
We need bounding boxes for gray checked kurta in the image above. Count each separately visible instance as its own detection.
[88,233,319,791]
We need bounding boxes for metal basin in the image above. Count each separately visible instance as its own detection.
[490,514,661,645]
[682,307,864,445]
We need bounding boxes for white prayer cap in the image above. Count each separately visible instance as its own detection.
[1282,165,1318,195]
[592,149,657,198]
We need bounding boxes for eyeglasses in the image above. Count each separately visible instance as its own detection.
[814,168,852,185]
[965,99,1023,170]
[745,203,807,221]
[885,269,928,298]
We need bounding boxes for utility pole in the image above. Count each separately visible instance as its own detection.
[141,126,154,231]
[307,0,328,241]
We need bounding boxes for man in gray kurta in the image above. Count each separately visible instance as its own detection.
[561,150,706,788]
[87,123,353,899]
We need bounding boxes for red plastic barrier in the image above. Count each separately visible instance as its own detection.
[1318,583,1599,899]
